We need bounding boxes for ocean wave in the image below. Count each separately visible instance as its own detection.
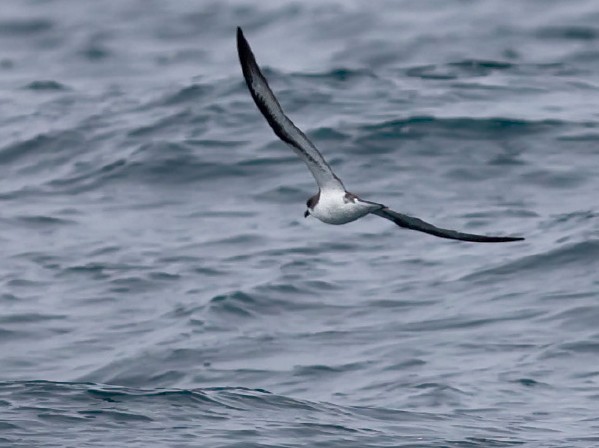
[360,116,564,140]
[23,80,69,91]
[536,26,599,41]
[0,380,536,447]
[461,240,599,282]
[0,18,53,36]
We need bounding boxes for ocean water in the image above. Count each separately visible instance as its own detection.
[1,0,598,446]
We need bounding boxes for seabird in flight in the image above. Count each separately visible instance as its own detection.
[236,27,524,243]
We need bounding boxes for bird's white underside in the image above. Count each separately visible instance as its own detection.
[311,190,380,225]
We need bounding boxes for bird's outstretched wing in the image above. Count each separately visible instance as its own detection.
[372,208,525,243]
[237,27,345,192]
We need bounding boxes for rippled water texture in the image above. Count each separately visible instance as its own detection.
[1,0,598,446]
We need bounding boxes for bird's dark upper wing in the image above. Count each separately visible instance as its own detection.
[236,27,345,192]
[372,208,525,243]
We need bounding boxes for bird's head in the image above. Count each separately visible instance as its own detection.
[305,192,320,218]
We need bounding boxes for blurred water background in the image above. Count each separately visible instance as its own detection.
[1,0,598,446]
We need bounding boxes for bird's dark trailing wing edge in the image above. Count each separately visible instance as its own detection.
[372,208,525,243]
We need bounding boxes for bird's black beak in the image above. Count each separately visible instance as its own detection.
[304,210,310,218]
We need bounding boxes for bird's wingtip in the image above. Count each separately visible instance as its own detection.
[236,27,250,55]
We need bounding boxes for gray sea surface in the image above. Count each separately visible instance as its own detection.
[1,0,598,446]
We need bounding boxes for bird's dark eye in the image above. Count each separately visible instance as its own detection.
[306,199,311,207]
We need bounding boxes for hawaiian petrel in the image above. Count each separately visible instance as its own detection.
[237,27,524,243]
